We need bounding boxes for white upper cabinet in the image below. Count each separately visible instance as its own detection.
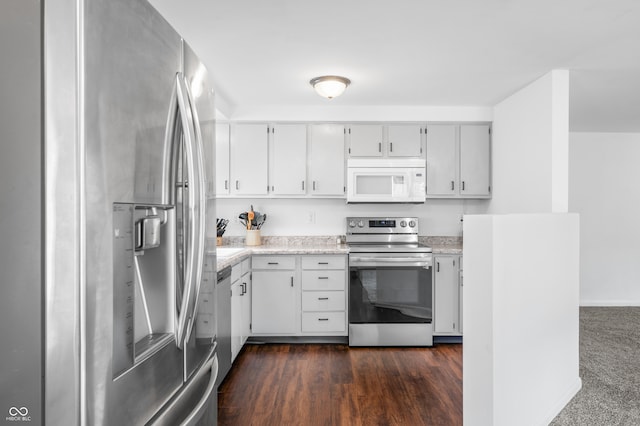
[348,124,384,157]
[230,123,269,195]
[387,124,423,157]
[215,123,230,195]
[426,124,457,196]
[426,123,491,199]
[459,124,491,197]
[270,124,307,195]
[309,124,345,196]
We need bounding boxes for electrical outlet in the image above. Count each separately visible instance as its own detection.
[307,211,316,224]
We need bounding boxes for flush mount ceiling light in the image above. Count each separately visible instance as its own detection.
[310,75,351,99]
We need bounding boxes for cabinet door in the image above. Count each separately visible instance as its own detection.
[458,257,463,334]
[434,256,459,334]
[252,271,297,334]
[348,124,383,157]
[460,124,491,197]
[241,271,252,344]
[215,123,230,195]
[230,123,269,195]
[387,125,423,157]
[230,280,242,361]
[308,124,345,196]
[271,124,307,195]
[426,124,457,196]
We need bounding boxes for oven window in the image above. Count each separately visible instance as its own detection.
[349,266,432,324]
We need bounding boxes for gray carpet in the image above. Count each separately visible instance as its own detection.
[551,307,640,425]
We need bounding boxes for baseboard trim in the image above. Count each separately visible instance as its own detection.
[540,377,582,425]
[580,300,640,307]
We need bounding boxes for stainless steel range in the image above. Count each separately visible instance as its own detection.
[347,217,433,346]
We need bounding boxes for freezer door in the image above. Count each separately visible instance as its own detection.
[83,0,185,424]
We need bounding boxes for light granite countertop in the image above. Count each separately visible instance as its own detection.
[215,235,462,271]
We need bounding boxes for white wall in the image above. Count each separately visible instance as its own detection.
[570,132,640,305]
[490,70,569,214]
[463,214,581,426]
[216,197,489,237]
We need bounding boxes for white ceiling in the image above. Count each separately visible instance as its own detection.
[150,0,640,132]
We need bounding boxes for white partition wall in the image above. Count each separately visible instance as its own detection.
[490,70,569,214]
[463,214,581,426]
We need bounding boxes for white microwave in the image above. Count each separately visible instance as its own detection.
[347,159,426,203]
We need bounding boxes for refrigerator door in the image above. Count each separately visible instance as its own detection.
[83,0,186,424]
[0,1,44,424]
[182,41,218,381]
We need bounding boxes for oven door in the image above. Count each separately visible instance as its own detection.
[348,253,433,325]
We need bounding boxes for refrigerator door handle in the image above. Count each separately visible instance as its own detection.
[173,73,200,350]
[180,353,218,426]
[148,345,218,426]
[181,74,208,345]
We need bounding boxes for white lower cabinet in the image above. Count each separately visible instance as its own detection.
[230,258,252,361]
[433,255,463,335]
[251,254,347,336]
[300,255,347,336]
[240,260,252,344]
[251,256,298,334]
[230,278,243,360]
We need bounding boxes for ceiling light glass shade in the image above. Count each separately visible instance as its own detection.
[310,76,351,99]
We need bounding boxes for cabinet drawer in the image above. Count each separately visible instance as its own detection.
[252,255,296,270]
[301,255,346,270]
[241,257,251,275]
[301,270,345,291]
[302,291,345,312]
[301,312,346,333]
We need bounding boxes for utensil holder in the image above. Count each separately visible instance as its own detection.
[245,230,261,246]
[216,237,223,246]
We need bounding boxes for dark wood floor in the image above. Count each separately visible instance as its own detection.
[218,343,462,426]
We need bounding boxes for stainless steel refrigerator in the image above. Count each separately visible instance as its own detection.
[0,0,218,424]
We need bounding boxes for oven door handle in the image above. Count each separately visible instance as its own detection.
[349,256,432,268]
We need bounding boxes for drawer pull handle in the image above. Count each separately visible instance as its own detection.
[318,277,329,280]
[318,318,329,321]
[267,262,279,265]
[318,297,329,300]
[318,262,329,265]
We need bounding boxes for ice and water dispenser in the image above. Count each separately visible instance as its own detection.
[112,203,177,377]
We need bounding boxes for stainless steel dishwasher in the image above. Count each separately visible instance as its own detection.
[215,266,232,387]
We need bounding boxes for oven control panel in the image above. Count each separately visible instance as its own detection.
[346,217,419,234]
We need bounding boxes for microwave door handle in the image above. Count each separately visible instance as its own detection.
[174,73,199,350]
